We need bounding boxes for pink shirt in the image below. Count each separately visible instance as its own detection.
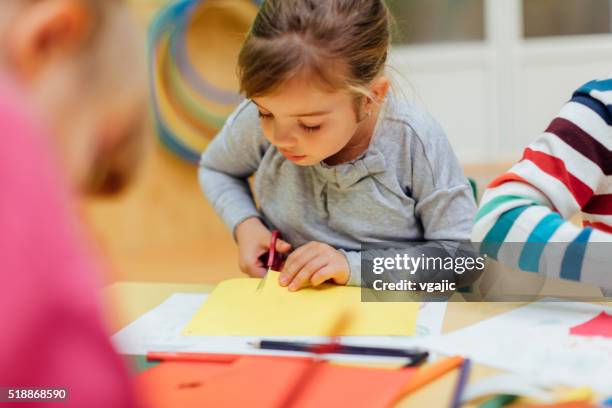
[0,76,137,407]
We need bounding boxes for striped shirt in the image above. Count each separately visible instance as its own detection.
[472,79,612,289]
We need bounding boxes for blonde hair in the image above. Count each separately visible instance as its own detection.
[238,0,391,100]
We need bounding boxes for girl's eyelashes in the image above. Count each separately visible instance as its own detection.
[299,123,321,132]
[257,110,321,132]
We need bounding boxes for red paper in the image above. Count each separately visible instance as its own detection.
[137,356,415,408]
[569,311,612,338]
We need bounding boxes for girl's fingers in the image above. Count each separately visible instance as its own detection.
[279,243,318,286]
[288,257,328,291]
[310,266,337,287]
[275,239,292,253]
[241,246,268,277]
[246,255,268,277]
[251,266,268,277]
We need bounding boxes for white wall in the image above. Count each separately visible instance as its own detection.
[390,0,612,165]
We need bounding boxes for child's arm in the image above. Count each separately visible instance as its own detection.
[199,101,266,239]
[200,101,293,277]
[351,113,480,287]
[472,79,612,288]
[409,116,477,244]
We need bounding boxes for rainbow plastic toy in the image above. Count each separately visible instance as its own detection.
[149,0,261,163]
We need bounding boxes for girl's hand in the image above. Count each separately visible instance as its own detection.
[279,241,349,291]
[235,217,291,277]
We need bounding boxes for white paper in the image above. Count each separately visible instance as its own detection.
[426,299,612,393]
[112,293,445,362]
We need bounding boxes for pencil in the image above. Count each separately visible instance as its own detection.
[449,358,471,408]
[395,355,464,398]
[146,351,241,364]
[277,310,353,407]
[250,340,428,362]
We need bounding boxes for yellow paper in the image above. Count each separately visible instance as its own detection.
[182,271,419,336]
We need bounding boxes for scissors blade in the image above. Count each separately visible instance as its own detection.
[256,230,281,293]
[256,268,270,292]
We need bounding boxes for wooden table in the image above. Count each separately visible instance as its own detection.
[104,282,527,407]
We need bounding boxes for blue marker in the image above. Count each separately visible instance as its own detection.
[449,358,471,408]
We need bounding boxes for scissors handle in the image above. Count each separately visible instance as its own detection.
[266,230,281,270]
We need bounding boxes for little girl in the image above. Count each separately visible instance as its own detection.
[199,0,476,291]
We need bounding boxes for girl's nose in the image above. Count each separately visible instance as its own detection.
[271,124,297,148]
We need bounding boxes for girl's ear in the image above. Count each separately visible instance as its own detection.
[7,0,92,79]
[369,76,390,104]
[362,76,390,114]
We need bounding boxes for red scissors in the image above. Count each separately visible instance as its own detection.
[266,230,285,271]
[256,230,285,291]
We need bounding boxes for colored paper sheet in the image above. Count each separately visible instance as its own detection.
[182,271,419,336]
[425,300,612,393]
[137,356,416,408]
[111,293,446,357]
[569,311,612,338]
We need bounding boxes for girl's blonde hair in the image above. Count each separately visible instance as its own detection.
[238,0,391,99]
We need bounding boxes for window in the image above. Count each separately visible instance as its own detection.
[523,0,611,38]
[386,0,485,45]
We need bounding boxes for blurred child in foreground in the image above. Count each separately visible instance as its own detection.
[0,0,146,406]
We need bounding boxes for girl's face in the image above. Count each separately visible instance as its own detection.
[253,74,380,166]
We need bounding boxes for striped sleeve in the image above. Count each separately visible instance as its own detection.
[472,79,612,289]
